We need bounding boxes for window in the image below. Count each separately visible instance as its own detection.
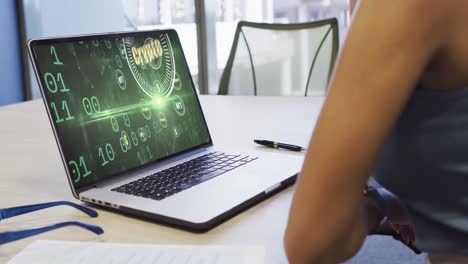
[22,0,348,97]
[213,0,349,94]
[122,0,199,89]
[23,0,198,98]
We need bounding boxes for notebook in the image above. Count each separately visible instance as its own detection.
[28,29,303,231]
[8,240,265,264]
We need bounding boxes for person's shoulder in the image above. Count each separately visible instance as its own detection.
[408,0,467,21]
[357,0,465,44]
[359,0,459,20]
[403,0,467,42]
[375,0,464,21]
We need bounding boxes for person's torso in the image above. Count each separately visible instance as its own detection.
[419,11,468,93]
[374,86,468,254]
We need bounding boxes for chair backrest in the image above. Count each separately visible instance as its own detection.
[218,18,339,96]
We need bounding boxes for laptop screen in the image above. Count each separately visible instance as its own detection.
[30,30,212,190]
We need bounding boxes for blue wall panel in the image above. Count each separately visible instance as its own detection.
[0,0,24,106]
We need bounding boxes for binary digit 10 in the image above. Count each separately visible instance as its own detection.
[98,143,116,166]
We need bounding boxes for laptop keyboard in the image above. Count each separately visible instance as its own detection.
[111,152,257,201]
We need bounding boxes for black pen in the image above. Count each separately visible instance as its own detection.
[254,140,306,152]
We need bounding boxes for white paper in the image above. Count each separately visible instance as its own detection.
[8,240,265,264]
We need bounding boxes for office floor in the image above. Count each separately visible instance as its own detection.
[346,235,428,263]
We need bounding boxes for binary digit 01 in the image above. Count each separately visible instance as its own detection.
[69,156,92,183]
[50,46,63,65]
[98,143,115,166]
[44,72,70,93]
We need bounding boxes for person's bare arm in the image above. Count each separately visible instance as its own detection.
[284,1,456,263]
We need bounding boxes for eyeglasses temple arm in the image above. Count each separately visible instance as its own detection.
[0,221,104,245]
[0,201,98,221]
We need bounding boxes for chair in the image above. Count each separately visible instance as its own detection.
[218,18,339,96]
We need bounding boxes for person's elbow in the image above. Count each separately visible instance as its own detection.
[284,226,363,264]
[284,230,319,263]
[284,230,333,263]
[284,225,327,263]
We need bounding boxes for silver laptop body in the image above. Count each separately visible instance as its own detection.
[28,29,303,231]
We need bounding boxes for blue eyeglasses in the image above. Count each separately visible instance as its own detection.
[0,201,104,245]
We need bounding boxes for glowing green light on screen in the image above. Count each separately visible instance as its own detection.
[153,98,163,106]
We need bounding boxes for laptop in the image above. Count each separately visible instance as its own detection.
[28,29,303,232]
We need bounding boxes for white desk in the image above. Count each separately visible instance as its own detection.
[0,96,324,263]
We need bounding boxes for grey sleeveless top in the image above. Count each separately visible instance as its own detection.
[374,86,468,255]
